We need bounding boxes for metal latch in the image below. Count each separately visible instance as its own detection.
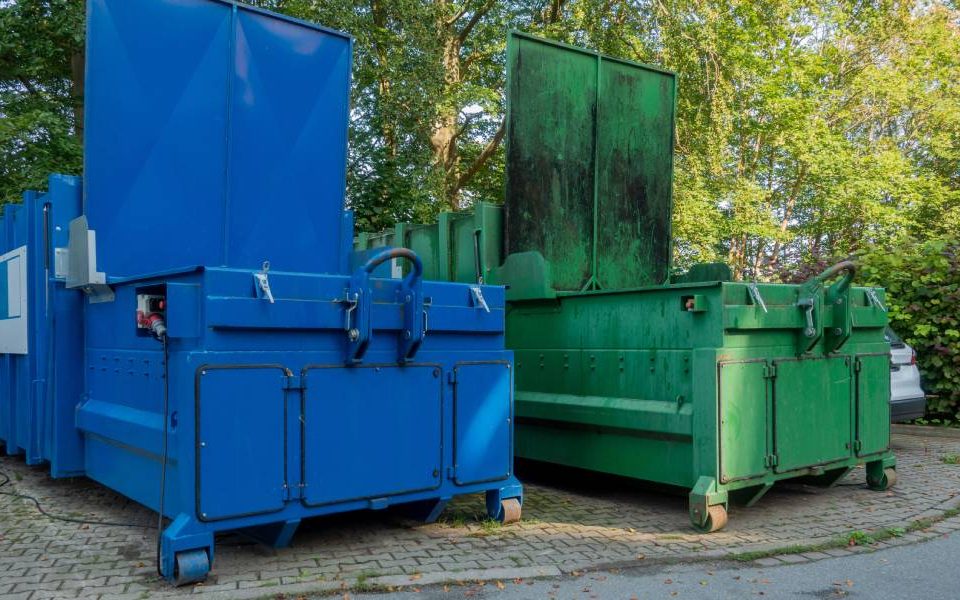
[254,261,275,303]
[764,454,779,467]
[866,288,887,312]
[470,286,490,313]
[747,282,768,313]
[797,297,816,338]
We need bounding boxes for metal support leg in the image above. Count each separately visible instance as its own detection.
[485,484,523,524]
[159,514,214,585]
[866,456,897,491]
[689,476,729,533]
[238,519,301,548]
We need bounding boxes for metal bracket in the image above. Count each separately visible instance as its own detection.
[65,216,115,303]
[763,364,777,379]
[866,288,887,312]
[253,261,275,303]
[282,375,304,391]
[747,282,768,313]
[764,454,779,468]
[470,286,490,313]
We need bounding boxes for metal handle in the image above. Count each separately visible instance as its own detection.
[808,260,856,295]
[359,247,423,281]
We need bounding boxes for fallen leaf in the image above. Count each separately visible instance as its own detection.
[409,574,422,581]
[636,554,646,560]
[443,585,450,593]
[495,581,505,590]
[664,579,673,584]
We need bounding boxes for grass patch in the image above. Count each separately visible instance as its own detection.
[354,571,391,593]
[731,508,960,563]
[941,454,960,465]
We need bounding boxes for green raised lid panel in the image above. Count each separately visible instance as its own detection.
[855,354,892,457]
[504,32,676,292]
[596,58,675,288]
[773,357,852,472]
[505,33,596,290]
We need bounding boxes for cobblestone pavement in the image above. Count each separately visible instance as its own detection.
[1,432,959,599]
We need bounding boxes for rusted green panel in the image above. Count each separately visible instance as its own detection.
[504,32,676,291]
[505,34,596,290]
[596,59,675,288]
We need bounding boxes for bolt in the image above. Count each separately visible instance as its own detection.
[348,328,359,341]
[834,328,842,335]
[403,330,411,339]
[200,442,206,447]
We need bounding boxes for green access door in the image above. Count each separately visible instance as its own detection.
[773,357,852,472]
[855,354,891,457]
[718,361,769,483]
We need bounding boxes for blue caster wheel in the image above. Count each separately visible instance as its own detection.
[173,549,210,586]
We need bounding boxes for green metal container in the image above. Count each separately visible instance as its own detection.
[356,32,896,531]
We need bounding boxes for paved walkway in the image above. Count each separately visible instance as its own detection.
[1,432,959,599]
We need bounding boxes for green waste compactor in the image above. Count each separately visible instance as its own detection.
[357,32,896,532]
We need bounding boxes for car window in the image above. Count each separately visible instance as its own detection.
[885,327,906,348]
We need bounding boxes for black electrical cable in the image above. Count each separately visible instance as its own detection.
[156,333,170,578]
[0,468,154,529]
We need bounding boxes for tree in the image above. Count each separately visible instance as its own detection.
[0,0,84,204]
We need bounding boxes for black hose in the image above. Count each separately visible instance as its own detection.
[0,468,154,529]
[156,334,170,577]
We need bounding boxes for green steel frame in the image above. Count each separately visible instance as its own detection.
[356,33,896,531]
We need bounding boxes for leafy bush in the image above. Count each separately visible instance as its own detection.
[858,238,960,418]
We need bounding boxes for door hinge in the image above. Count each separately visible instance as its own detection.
[447,370,457,385]
[283,375,305,390]
[763,364,777,379]
[764,454,779,467]
[853,439,862,452]
[854,358,862,373]
[282,482,306,501]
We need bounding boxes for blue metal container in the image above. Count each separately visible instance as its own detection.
[0,0,521,584]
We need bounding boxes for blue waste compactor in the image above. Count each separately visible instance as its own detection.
[0,0,522,585]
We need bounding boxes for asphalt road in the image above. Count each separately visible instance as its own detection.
[357,531,957,599]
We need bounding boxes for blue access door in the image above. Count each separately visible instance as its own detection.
[453,362,512,485]
[301,364,442,506]
[196,365,287,521]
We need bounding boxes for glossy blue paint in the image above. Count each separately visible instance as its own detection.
[0,176,85,476]
[84,0,352,277]
[0,0,521,586]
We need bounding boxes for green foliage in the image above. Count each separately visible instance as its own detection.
[0,0,85,204]
[1,0,958,302]
[859,238,960,417]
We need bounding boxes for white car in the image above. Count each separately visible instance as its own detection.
[886,327,926,422]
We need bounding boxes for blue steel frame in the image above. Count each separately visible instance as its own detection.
[0,0,523,585]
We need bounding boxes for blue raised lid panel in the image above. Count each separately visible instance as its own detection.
[84,0,352,278]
